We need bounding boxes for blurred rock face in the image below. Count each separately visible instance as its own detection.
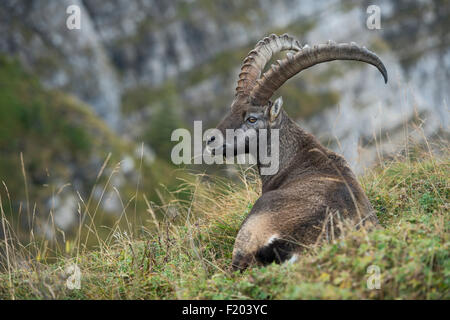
[0,0,121,128]
[0,0,448,172]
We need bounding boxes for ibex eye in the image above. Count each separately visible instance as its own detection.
[247,117,257,123]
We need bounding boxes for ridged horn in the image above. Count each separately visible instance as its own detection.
[235,33,301,99]
[250,40,388,105]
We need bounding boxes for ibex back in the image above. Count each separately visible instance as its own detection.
[206,34,387,271]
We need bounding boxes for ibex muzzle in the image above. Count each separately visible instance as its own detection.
[208,34,387,271]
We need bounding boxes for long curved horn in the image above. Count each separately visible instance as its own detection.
[235,34,302,98]
[249,40,388,105]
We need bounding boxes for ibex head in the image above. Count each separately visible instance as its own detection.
[207,34,387,159]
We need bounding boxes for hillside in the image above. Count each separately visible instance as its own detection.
[0,55,184,246]
[0,0,448,241]
[0,0,448,301]
[1,148,448,299]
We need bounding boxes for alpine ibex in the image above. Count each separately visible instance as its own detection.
[206,34,388,271]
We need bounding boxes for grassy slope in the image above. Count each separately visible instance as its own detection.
[0,55,189,246]
[0,149,448,300]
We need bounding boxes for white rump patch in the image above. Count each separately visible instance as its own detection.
[287,254,299,264]
[266,234,279,246]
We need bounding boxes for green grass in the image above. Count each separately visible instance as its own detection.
[0,146,448,300]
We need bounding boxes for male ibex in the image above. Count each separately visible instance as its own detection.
[207,34,387,271]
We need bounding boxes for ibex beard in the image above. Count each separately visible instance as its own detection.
[206,126,280,176]
[171,121,280,175]
[206,34,387,271]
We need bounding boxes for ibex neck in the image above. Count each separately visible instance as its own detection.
[257,112,324,193]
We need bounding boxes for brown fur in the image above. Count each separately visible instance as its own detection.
[210,96,378,271]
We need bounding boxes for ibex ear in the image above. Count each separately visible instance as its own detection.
[269,96,283,123]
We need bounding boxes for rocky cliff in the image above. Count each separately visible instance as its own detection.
[1,0,448,168]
